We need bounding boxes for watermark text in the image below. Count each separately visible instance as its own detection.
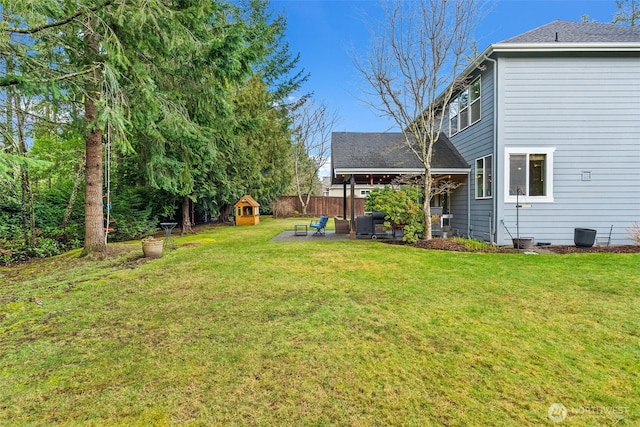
[548,403,629,423]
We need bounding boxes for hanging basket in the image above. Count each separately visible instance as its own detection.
[142,237,163,258]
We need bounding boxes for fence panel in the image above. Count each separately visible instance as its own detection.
[274,196,365,218]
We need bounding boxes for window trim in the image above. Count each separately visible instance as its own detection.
[449,77,481,136]
[504,147,555,203]
[475,154,493,199]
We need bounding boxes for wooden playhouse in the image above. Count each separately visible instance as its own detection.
[234,195,260,226]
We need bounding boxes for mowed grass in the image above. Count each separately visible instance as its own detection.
[1,217,639,426]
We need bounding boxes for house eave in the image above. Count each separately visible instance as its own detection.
[333,167,470,177]
[436,41,640,105]
[491,42,640,53]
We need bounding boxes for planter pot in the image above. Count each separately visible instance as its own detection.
[142,238,164,258]
[574,228,597,248]
[512,237,534,249]
[334,218,350,234]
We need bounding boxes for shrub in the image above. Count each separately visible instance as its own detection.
[272,198,295,218]
[452,237,498,252]
[108,187,159,241]
[0,237,68,266]
[628,222,640,246]
[365,186,424,243]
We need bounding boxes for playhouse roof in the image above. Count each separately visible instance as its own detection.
[234,195,260,207]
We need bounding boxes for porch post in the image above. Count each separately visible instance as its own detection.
[343,181,347,219]
[350,174,355,232]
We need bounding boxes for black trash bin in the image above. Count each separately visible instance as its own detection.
[574,228,597,248]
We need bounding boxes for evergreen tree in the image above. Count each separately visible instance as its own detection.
[1,0,309,256]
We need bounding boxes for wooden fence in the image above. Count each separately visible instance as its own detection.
[274,196,366,218]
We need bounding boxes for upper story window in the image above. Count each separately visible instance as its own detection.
[504,147,555,203]
[449,77,481,135]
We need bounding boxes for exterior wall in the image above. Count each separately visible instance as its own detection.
[326,184,384,198]
[448,67,496,241]
[234,198,260,226]
[495,54,640,245]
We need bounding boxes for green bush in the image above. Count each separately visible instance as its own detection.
[365,186,424,243]
[107,187,160,241]
[452,237,498,252]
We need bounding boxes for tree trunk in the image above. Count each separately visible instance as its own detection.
[82,22,106,254]
[218,204,230,223]
[302,192,312,215]
[83,97,105,253]
[7,54,36,247]
[19,168,35,246]
[14,94,36,247]
[423,174,433,240]
[181,195,193,235]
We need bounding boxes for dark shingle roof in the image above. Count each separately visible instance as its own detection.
[331,132,469,183]
[499,20,640,44]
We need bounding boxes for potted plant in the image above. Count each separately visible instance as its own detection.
[141,236,163,258]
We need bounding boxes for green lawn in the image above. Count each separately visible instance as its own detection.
[1,218,639,426]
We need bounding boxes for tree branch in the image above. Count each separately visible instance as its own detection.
[6,0,114,35]
[0,64,102,87]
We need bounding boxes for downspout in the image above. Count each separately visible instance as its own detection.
[468,170,471,238]
[484,54,498,244]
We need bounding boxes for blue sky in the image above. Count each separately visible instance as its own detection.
[269,0,622,133]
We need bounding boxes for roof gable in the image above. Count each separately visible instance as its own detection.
[235,195,260,207]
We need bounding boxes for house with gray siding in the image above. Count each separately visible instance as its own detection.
[332,20,640,245]
[448,20,640,245]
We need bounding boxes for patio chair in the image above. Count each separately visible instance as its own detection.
[310,215,329,236]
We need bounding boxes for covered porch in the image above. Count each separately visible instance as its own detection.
[331,132,471,235]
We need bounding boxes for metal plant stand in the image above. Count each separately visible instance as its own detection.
[160,222,178,250]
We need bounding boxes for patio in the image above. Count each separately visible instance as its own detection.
[271,228,351,242]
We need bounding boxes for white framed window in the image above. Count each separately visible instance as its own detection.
[469,79,481,124]
[475,154,492,199]
[449,99,458,134]
[449,77,481,135]
[504,147,555,203]
[360,190,371,196]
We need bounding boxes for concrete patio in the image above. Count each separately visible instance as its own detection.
[271,229,351,242]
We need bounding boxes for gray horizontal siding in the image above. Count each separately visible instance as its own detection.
[496,55,640,245]
[449,67,497,240]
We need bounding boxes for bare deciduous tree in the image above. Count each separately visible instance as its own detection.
[356,0,478,239]
[291,101,339,215]
[613,0,640,26]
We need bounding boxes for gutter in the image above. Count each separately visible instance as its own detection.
[333,167,471,176]
[491,42,640,53]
